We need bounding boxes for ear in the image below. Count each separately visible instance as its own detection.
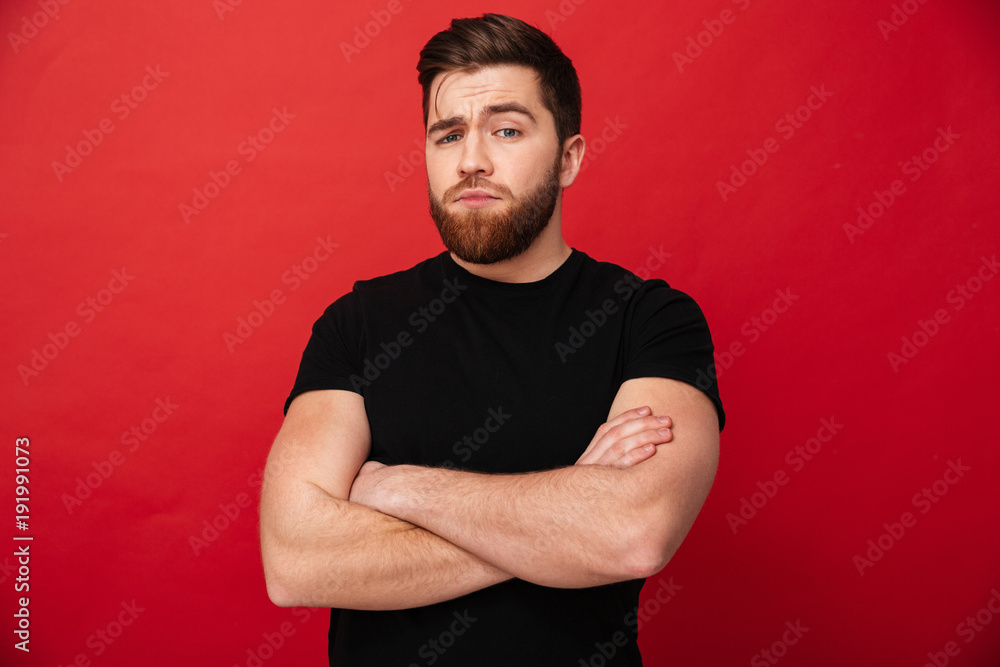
[558,134,586,188]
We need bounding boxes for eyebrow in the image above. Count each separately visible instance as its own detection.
[426,102,537,138]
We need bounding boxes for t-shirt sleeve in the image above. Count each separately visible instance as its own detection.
[622,281,726,431]
[283,289,366,415]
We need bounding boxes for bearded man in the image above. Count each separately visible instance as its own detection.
[260,13,725,666]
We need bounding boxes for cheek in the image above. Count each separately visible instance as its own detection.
[425,154,451,187]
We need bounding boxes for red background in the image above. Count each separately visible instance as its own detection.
[2,1,999,665]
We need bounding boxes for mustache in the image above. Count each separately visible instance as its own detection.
[444,176,513,201]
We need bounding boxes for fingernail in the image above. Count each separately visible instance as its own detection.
[638,406,651,415]
[657,416,670,424]
[658,428,671,436]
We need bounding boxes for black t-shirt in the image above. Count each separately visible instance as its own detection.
[285,248,724,666]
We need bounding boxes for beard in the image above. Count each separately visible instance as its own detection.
[428,155,562,265]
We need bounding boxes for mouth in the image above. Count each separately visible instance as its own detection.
[455,188,501,209]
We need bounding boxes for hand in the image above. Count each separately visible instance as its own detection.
[574,406,673,469]
[348,460,389,510]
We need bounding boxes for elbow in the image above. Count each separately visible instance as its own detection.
[618,513,684,580]
[262,556,298,607]
[265,578,297,608]
[620,541,672,581]
[264,563,304,608]
[261,540,309,608]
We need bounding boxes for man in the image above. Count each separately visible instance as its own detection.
[259,13,725,666]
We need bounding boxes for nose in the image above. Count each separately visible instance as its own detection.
[457,131,493,179]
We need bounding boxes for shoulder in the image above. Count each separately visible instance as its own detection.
[572,250,646,287]
[317,252,450,316]
[574,250,705,313]
[353,252,448,290]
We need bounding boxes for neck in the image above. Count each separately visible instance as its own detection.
[450,213,571,283]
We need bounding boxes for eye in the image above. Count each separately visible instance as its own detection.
[437,133,460,145]
[496,128,519,139]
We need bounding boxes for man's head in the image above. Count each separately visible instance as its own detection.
[417,15,584,265]
[417,13,582,152]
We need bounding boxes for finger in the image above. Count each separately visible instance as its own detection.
[577,420,673,466]
[589,427,672,467]
[576,407,655,462]
[583,414,673,462]
[606,442,657,470]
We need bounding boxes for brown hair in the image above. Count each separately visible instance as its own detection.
[416,13,582,150]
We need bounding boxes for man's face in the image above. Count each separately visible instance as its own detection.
[425,65,565,265]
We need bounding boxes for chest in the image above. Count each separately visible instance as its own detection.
[361,292,628,473]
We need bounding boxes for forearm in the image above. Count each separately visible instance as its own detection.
[371,464,656,588]
[261,482,512,610]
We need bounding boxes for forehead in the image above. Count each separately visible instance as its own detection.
[428,64,546,123]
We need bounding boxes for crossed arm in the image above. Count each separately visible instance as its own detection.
[259,376,719,610]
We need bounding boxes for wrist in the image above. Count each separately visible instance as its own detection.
[377,464,420,520]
